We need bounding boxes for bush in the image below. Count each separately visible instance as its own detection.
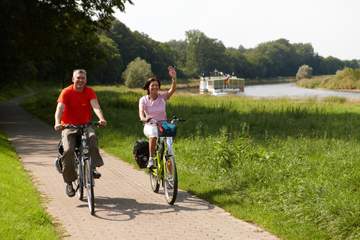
[122,57,153,88]
[296,65,313,80]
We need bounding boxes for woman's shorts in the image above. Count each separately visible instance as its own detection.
[143,123,158,138]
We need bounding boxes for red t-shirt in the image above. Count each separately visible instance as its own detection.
[57,85,97,125]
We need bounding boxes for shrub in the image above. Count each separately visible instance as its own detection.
[122,57,153,88]
[296,65,313,80]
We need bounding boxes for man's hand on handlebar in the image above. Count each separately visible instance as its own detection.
[98,119,107,127]
[54,124,63,131]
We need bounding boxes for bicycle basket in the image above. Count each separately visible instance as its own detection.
[158,121,176,137]
[133,139,149,168]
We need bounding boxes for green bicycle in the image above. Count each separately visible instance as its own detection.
[149,116,184,205]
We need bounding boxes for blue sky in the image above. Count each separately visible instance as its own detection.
[116,0,360,60]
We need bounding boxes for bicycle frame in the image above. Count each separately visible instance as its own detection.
[67,124,95,215]
[149,118,180,205]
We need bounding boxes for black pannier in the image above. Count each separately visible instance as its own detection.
[133,140,149,168]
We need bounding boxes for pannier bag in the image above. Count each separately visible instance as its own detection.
[133,140,149,168]
[158,121,177,137]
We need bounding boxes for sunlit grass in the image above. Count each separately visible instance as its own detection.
[0,131,59,239]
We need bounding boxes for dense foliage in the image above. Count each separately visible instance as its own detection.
[0,0,132,86]
[123,57,153,88]
[167,34,360,78]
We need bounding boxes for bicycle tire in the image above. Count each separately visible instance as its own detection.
[164,155,178,205]
[149,167,160,193]
[76,158,84,200]
[84,157,95,215]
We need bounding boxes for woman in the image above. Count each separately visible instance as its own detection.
[138,66,177,168]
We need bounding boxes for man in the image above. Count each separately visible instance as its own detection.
[54,69,107,197]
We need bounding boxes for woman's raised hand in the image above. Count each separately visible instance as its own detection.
[168,66,176,79]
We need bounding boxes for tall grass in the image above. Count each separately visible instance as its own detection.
[22,85,360,240]
[297,69,360,90]
[0,131,59,239]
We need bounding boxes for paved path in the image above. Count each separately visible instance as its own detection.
[0,99,278,240]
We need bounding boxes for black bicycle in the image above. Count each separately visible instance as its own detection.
[56,123,97,215]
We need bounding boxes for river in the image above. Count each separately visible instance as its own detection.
[180,83,360,100]
[244,83,360,99]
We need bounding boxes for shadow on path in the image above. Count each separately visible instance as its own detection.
[78,192,215,221]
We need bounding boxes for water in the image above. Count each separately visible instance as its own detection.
[179,83,360,100]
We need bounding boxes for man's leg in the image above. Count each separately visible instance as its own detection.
[61,128,77,197]
[87,126,103,167]
[88,126,103,179]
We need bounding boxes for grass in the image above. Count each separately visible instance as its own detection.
[22,84,360,240]
[0,82,30,102]
[0,131,59,239]
[297,69,360,90]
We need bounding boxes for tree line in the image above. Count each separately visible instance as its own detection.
[1,1,359,87]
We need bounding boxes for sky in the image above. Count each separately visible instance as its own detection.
[115,0,360,60]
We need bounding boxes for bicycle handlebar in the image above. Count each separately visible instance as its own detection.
[61,122,101,130]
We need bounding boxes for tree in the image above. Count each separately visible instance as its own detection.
[107,20,175,80]
[185,30,226,76]
[0,0,132,85]
[165,40,187,70]
[296,65,313,80]
[89,34,124,83]
[122,57,153,88]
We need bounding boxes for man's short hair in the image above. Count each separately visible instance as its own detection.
[73,69,87,77]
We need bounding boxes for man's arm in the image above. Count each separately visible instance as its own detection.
[90,99,107,126]
[54,102,64,131]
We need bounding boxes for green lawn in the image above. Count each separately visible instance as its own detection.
[23,85,360,240]
[0,131,59,239]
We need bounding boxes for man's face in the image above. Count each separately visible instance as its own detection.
[72,72,87,91]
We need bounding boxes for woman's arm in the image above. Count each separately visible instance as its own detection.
[166,66,177,100]
[139,99,151,122]
[139,105,147,122]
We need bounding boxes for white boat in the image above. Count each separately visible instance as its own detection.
[200,74,245,95]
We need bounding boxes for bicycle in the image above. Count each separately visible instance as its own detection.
[148,116,184,205]
[56,123,99,215]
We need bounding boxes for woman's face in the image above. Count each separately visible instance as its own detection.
[149,81,159,95]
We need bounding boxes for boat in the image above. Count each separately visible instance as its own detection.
[199,72,245,96]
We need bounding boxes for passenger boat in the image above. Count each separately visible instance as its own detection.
[199,72,245,96]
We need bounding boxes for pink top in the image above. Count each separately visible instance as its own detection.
[139,93,168,121]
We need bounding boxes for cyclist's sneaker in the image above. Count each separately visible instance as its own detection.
[66,183,75,197]
[147,158,154,168]
[55,158,63,173]
[93,169,101,179]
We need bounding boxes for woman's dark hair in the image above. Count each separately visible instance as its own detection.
[143,77,161,95]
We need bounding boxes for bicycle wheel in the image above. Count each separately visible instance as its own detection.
[84,157,95,215]
[149,166,160,193]
[164,155,178,205]
[76,158,84,200]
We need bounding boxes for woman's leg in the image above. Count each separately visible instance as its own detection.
[144,123,158,168]
[149,137,157,157]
